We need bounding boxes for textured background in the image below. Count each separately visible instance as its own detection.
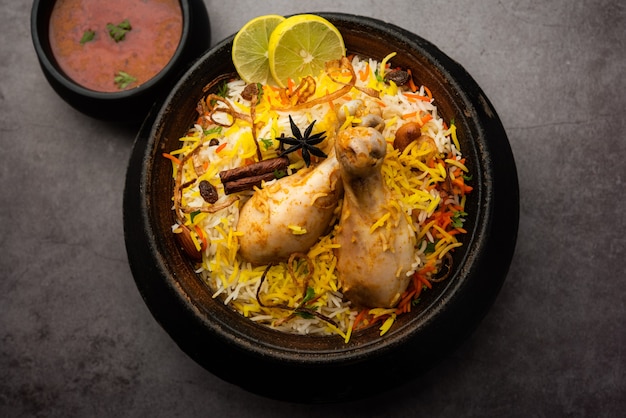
[1,0,624,416]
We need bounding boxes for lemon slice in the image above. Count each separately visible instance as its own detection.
[268,14,345,88]
[232,14,286,85]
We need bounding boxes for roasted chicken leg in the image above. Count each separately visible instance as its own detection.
[333,127,416,308]
[236,152,342,265]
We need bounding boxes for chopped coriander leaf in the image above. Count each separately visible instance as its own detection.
[217,82,229,98]
[80,29,95,45]
[374,69,384,82]
[463,173,473,181]
[204,126,222,135]
[274,169,287,179]
[424,241,436,254]
[256,83,264,100]
[189,210,201,223]
[114,71,136,89]
[301,287,316,305]
[260,138,274,150]
[294,311,315,319]
[106,19,132,42]
[451,211,468,228]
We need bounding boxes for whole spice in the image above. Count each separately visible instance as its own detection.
[219,156,290,194]
[278,116,327,167]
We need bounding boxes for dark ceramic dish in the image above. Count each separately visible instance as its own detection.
[30,0,211,124]
[124,13,519,403]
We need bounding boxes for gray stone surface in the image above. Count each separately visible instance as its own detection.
[1,0,624,416]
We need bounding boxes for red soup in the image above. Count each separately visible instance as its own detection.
[49,0,183,92]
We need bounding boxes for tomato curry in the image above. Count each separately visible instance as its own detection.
[49,0,183,92]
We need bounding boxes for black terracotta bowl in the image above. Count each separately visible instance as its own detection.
[31,0,210,124]
[124,13,519,403]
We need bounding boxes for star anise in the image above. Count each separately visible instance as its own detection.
[278,115,327,167]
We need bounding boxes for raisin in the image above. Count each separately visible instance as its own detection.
[384,69,410,86]
[199,180,219,204]
[241,83,259,101]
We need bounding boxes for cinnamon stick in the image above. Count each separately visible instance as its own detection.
[219,156,289,183]
[222,172,279,194]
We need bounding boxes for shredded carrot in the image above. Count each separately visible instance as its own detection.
[162,152,181,165]
[423,85,433,100]
[404,92,431,102]
[413,281,423,300]
[396,289,416,314]
[215,142,227,153]
[194,224,207,251]
[402,111,417,120]
[352,309,368,330]
[406,69,418,92]
[452,177,473,194]
[359,63,370,82]
[418,262,437,275]
[421,113,433,125]
[416,273,432,290]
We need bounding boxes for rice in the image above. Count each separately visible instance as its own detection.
[166,54,472,341]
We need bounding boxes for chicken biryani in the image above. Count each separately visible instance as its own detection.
[163,52,473,341]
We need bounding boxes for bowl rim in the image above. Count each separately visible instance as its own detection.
[124,11,519,403]
[30,0,193,100]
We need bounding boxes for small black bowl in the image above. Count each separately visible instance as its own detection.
[31,0,211,124]
[124,12,519,403]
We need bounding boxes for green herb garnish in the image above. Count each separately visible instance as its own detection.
[106,19,132,42]
[301,287,316,305]
[273,169,287,179]
[204,126,222,136]
[424,241,436,254]
[260,138,274,150]
[451,211,468,228]
[80,29,95,45]
[294,311,315,319]
[216,82,229,98]
[189,210,201,223]
[114,71,136,89]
